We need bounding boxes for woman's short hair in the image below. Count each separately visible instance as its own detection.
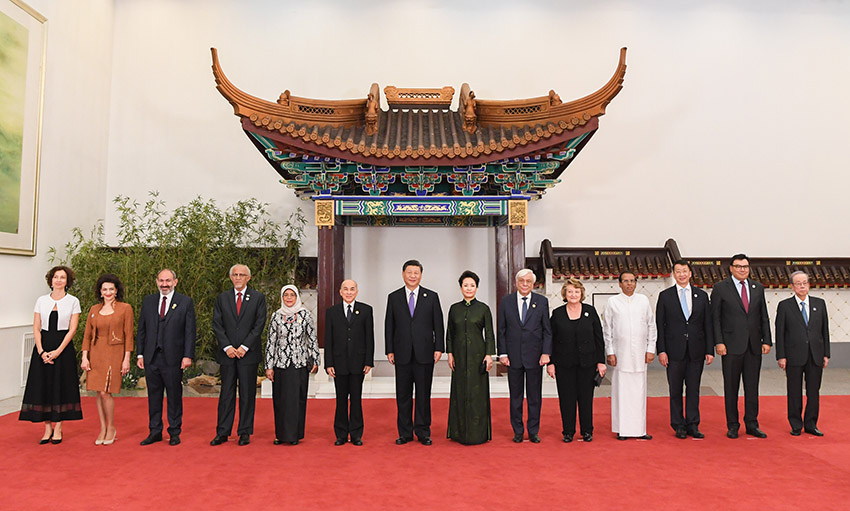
[560,278,586,302]
[458,270,480,287]
[95,273,125,302]
[45,265,76,289]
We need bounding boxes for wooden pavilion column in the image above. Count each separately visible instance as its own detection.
[317,223,344,348]
[494,223,526,308]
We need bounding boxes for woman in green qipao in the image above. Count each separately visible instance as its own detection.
[446,270,495,445]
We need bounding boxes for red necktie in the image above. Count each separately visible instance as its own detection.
[159,295,167,318]
[740,281,749,313]
[236,292,243,315]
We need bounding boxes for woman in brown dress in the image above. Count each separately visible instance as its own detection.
[80,274,134,445]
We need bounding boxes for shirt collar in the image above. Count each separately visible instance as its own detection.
[795,295,808,307]
[676,284,691,293]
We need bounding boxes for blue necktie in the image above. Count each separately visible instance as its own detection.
[521,296,528,325]
[680,288,690,320]
[408,291,415,317]
[801,302,808,326]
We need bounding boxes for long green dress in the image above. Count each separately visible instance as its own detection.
[446,298,495,444]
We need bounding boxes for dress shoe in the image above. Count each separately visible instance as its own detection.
[351,438,363,446]
[238,434,250,446]
[290,440,299,445]
[140,433,163,446]
[688,429,705,439]
[746,427,767,439]
[563,433,573,443]
[805,427,824,437]
[790,428,802,436]
[39,438,50,445]
[726,428,738,439]
[94,438,104,446]
[169,435,181,446]
[334,438,346,446]
[419,437,432,445]
[638,434,652,440]
[675,428,688,439]
[395,436,412,445]
[582,433,593,442]
[210,435,228,446]
[274,439,283,445]
[102,429,117,446]
[512,434,523,443]
[617,434,627,441]
[50,437,62,445]
[529,434,541,443]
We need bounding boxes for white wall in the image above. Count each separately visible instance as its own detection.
[0,0,114,399]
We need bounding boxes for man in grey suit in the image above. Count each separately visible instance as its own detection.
[775,271,830,436]
[711,254,772,439]
[210,264,267,446]
[498,268,552,443]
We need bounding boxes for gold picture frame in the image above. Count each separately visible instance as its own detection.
[0,0,46,255]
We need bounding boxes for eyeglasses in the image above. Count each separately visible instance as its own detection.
[731,265,750,270]
[231,273,249,277]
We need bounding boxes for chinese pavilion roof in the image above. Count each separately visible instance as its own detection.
[211,47,627,199]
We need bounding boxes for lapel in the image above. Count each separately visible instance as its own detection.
[412,288,427,320]
[671,286,688,321]
[729,277,748,313]
[229,288,240,321]
[163,292,180,326]
[794,297,809,330]
[520,292,533,326]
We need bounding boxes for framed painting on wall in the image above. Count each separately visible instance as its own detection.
[0,0,46,256]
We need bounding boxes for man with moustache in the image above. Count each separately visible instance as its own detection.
[325,279,374,446]
[136,269,197,446]
[210,264,267,446]
[385,260,444,445]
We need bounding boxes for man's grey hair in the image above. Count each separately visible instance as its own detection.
[515,268,536,282]
[158,268,177,280]
[229,264,251,277]
[789,270,809,283]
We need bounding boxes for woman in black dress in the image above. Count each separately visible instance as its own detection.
[19,266,83,443]
[446,270,495,445]
[547,278,606,443]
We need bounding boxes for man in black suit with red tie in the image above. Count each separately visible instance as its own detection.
[498,268,552,443]
[385,260,444,445]
[136,268,197,446]
[711,254,772,439]
[210,264,267,446]
[325,279,374,446]
[656,260,714,439]
[775,271,830,436]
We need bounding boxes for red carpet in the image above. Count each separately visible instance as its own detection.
[2,395,849,511]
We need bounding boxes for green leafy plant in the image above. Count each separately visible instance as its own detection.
[49,192,306,388]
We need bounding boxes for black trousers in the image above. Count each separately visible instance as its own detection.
[333,372,365,441]
[215,359,259,436]
[507,365,543,436]
[786,351,823,431]
[721,348,762,430]
[394,361,434,439]
[272,366,309,443]
[666,357,704,431]
[145,353,183,437]
[554,364,595,436]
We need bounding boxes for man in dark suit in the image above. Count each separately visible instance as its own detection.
[775,271,830,436]
[656,260,714,439]
[498,268,552,443]
[711,254,772,439]
[385,260,444,445]
[325,279,374,446]
[136,268,197,446]
[210,264,267,446]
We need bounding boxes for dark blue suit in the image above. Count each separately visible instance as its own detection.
[497,292,552,436]
[136,291,196,437]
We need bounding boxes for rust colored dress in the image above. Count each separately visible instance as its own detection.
[82,302,134,393]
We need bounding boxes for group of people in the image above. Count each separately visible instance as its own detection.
[19,254,830,447]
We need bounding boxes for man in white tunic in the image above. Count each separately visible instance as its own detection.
[603,271,657,440]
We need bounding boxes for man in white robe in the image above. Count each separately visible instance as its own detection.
[603,271,657,440]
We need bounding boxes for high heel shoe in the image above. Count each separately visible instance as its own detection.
[39,437,51,445]
[51,436,62,445]
[102,429,117,446]
[95,438,104,445]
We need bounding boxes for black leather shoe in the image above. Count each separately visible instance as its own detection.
[688,429,705,439]
[290,440,299,445]
[675,428,687,439]
[638,434,652,440]
[563,433,573,443]
[529,434,541,443]
[395,436,412,445]
[805,427,824,437]
[746,428,767,438]
[582,433,593,442]
[273,439,283,445]
[210,435,228,446]
[617,434,627,440]
[351,438,363,446]
[169,435,181,446]
[726,428,738,439]
[334,438,346,446]
[512,434,523,443]
[39,438,50,445]
[790,428,802,436]
[140,433,163,446]
[419,437,432,445]
[238,434,250,446]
